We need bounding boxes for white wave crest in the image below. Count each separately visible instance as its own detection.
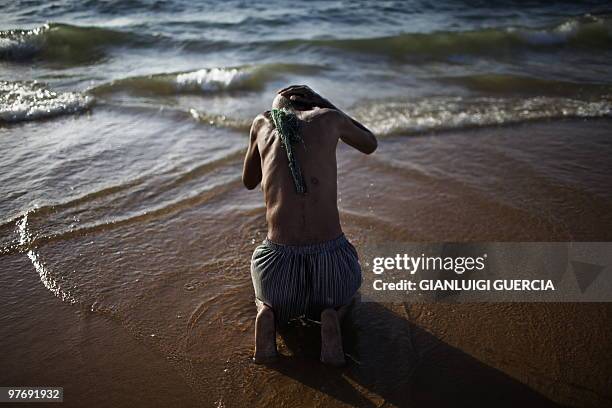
[17,213,77,304]
[510,15,609,46]
[354,96,612,136]
[0,80,93,123]
[0,24,49,58]
[175,67,252,91]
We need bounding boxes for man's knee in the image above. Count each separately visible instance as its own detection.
[321,308,338,320]
[257,304,275,323]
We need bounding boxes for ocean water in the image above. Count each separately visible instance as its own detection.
[2,1,612,407]
[2,1,612,127]
[1,0,611,222]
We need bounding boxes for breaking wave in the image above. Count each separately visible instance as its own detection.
[0,81,94,123]
[354,95,612,136]
[89,63,322,96]
[0,23,156,64]
[128,93,612,135]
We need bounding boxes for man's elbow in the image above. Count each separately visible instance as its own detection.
[363,135,378,154]
[242,175,259,190]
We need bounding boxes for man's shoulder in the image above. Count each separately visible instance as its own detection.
[252,111,272,126]
[251,108,342,133]
[296,108,342,131]
[250,111,273,137]
[305,107,341,120]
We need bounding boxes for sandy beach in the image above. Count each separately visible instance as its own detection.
[3,116,612,406]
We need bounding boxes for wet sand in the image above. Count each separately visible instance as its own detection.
[2,115,612,406]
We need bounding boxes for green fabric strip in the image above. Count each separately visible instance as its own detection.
[270,108,307,194]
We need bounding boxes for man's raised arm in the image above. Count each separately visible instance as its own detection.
[335,110,378,154]
[278,85,377,154]
[242,115,264,190]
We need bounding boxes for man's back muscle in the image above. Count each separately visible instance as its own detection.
[256,108,343,244]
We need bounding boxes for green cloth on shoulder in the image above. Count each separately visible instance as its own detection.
[270,108,307,194]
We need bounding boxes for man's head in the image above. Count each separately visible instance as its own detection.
[272,91,313,112]
[275,84,332,112]
[272,93,294,111]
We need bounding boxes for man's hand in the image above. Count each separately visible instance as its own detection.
[278,84,377,154]
[277,85,336,110]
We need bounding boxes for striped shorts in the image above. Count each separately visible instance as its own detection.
[251,234,362,325]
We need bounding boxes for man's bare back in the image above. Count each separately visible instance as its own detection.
[243,85,377,245]
[251,107,342,244]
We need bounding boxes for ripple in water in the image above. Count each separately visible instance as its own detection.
[16,213,77,304]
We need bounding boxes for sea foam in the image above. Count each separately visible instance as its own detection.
[354,96,612,136]
[175,67,252,91]
[0,81,93,123]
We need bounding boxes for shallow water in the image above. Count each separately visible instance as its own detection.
[2,1,612,407]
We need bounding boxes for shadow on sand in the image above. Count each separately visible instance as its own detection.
[268,300,563,408]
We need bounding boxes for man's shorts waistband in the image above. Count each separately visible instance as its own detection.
[262,234,348,255]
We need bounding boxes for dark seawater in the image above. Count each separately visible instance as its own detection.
[2,1,612,407]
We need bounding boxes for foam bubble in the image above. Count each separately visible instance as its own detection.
[0,24,48,59]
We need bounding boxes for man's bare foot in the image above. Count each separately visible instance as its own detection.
[320,308,345,367]
[254,304,278,363]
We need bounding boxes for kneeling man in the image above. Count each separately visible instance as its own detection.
[243,85,377,366]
